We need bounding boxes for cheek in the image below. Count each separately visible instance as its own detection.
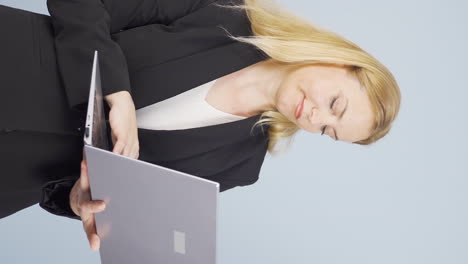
[306,81,332,107]
[279,78,300,103]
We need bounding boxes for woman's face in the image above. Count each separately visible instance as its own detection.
[275,64,374,143]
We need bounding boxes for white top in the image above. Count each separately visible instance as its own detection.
[136,80,247,130]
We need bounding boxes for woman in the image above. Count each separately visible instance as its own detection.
[0,0,400,250]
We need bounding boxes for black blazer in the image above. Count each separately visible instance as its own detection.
[39,0,271,219]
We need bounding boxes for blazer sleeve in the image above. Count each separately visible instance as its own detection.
[46,0,216,112]
[39,175,81,220]
[216,139,268,193]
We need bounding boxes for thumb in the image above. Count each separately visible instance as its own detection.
[80,160,90,190]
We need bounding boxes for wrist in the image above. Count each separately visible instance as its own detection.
[105,91,132,107]
[69,181,80,217]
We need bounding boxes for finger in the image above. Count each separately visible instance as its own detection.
[129,149,137,160]
[81,200,106,214]
[112,139,126,155]
[130,146,140,160]
[124,142,139,159]
[80,160,90,190]
[123,135,136,157]
[123,145,131,157]
[82,214,100,251]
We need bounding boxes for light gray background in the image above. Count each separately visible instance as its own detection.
[1,0,467,263]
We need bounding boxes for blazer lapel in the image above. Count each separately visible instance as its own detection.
[133,41,270,163]
[131,41,269,110]
[137,112,270,163]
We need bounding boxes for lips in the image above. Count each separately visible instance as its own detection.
[295,96,305,119]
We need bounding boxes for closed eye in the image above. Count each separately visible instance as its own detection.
[330,96,338,111]
[321,96,339,139]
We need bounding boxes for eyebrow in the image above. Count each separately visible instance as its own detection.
[334,98,349,141]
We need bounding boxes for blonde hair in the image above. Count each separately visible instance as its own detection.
[216,0,401,155]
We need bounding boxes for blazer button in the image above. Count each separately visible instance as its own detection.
[0,128,15,133]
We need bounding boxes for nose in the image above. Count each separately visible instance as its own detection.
[309,107,321,126]
[309,107,333,129]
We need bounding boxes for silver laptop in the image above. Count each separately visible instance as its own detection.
[83,51,220,264]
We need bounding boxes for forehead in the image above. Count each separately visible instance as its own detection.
[297,63,351,79]
[299,65,360,93]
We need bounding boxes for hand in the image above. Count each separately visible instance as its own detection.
[105,91,140,159]
[70,159,106,251]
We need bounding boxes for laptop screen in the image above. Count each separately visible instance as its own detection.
[84,50,111,151]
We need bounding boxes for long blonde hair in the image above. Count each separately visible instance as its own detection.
[216,0,401,155]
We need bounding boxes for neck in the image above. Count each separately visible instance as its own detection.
[227,59,291,116]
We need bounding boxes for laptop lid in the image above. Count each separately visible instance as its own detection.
[83,50,110,151]
[83,51,220,264]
